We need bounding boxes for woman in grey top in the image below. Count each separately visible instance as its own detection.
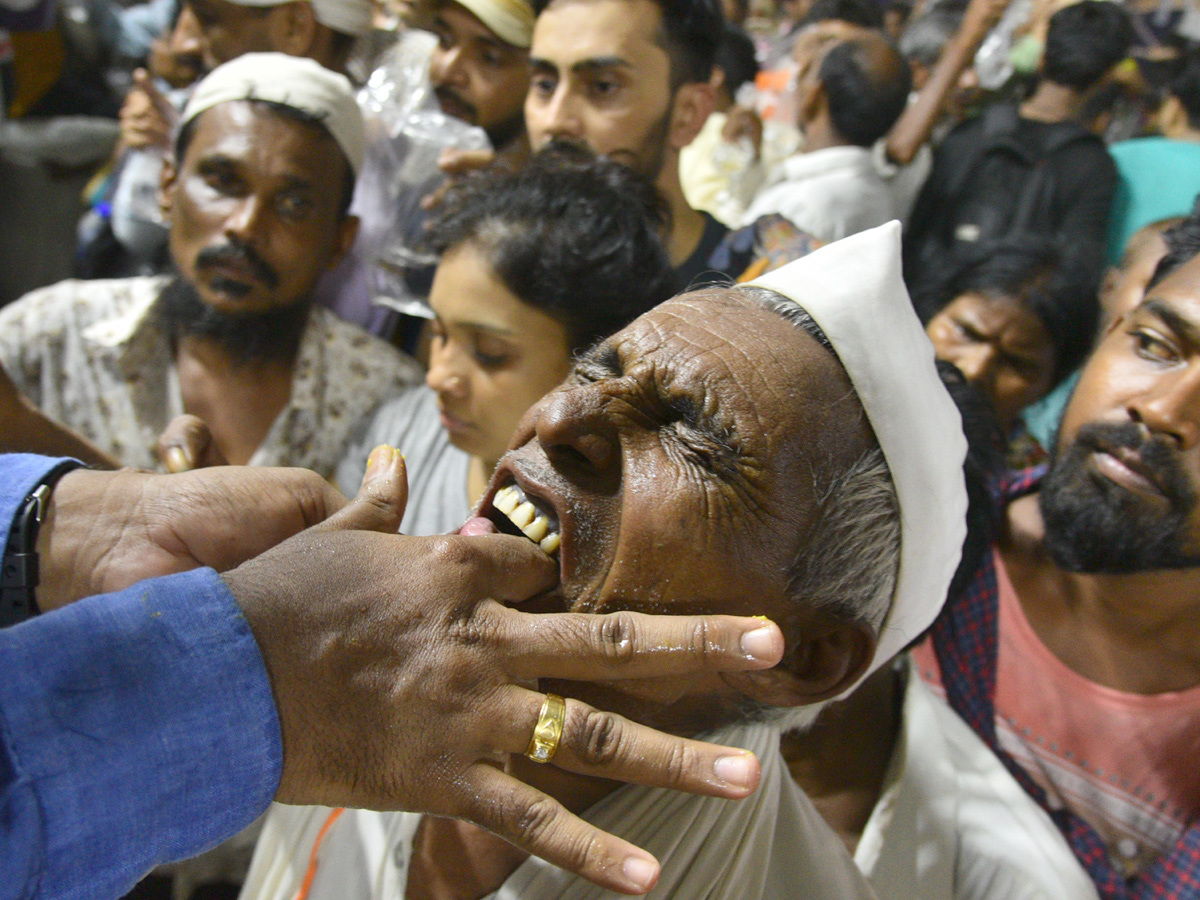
[336,149,675,535]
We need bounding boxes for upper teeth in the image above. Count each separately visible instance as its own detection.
[494,484,561,554]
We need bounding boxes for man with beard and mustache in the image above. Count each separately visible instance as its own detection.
[0,54,421,477]
[526,0,821,291]
[915,211,1200,895]
[426,0,535,156]
[108,0,535,337]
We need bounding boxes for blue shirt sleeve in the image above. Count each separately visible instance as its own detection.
[0,455,72,547]
[0,456,283,900]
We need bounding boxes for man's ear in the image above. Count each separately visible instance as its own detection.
[721,615,876,709]
[327,214,360,271]
[797,79,826,130]
[268,0,321,58]
[668,81,716,151]
[159,154,179,222]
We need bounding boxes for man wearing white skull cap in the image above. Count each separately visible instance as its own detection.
[186,0,372,72]
[235,224,1075,899]
[0,54,421,479]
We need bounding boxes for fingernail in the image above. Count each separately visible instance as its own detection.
[365,444,395,480]
[621,856,659,892]
[165,446,190,473]
[713,754,755,789]
[740,625,780,662]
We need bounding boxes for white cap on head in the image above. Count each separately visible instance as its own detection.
[221,0,372,38]
[450,0,536,48]
[748,221,968,697]
[180,53,365,176]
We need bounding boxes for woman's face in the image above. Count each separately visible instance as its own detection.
[926,291,1058,430]
[426,243,574,465]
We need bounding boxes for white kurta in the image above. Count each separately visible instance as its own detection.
[856,661,1100,900]
[240,722,878,900]
[740,146,895,242]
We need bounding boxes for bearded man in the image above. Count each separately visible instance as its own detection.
[525,0,821,291]
[237,223,971,899]
[0,54,420,476]
[920,210,1200,896]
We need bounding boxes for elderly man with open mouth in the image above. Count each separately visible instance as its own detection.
[240,223,967,899]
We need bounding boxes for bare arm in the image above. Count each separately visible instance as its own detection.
[0,363,119,468]
[886,0,1012,166]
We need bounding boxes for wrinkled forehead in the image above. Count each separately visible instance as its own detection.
[610,288,874,457]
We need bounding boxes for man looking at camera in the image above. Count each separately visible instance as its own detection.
[922,211,1200,894]
[0,54,421,476]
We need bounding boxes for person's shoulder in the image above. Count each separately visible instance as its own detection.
[310,308,423,384]
[0,275,163,334]
[1112,135,1200,164]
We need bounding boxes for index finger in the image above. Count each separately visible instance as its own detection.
[490,607,784,681]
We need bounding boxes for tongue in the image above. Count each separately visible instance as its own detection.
[457,516,499,536]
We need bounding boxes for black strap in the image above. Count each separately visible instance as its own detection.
[2,460,84,626]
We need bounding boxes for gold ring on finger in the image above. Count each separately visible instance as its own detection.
[525,693,567,764]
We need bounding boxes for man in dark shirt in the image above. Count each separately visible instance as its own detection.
[903,0,1134,301]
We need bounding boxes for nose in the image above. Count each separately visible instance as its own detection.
[172,7,203,55]
[534,86,582,144]
[430,45,466,87]
[426,340,469,400]
[534,385,620,477]
[224,195,267,247]
[949,344,996,389]
[1128,363,1200,451]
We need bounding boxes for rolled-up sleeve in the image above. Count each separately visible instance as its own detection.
[0,455,282,900]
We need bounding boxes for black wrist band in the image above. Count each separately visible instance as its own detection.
[2,461,85,627]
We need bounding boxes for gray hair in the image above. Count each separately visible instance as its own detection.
[899,7,964,68]
[734,285,902,732]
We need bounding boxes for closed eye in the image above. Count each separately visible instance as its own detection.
[571,342,622,382]
[664,393,742,472]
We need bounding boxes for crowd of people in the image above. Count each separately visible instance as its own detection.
[3,0,1200,897]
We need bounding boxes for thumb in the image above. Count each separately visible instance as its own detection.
[157,414,227,472]
[318,445,409,534]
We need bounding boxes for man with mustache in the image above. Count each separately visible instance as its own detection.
[918,210,1200,894]
[425,0,535,157]
[0,54,421,476]
[526,0,819,292]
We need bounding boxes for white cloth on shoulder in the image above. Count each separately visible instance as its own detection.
[857,660,1100,900]
[239,722,877,900]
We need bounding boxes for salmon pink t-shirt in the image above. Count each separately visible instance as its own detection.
[914,550,1200,877]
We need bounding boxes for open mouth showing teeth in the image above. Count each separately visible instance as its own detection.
[490,482,561,555]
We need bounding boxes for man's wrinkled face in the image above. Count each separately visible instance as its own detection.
[162,101,357,318]
[428,1,530,148]
[186,0,282,68]
[526,0,675,180]
[478,290,875,733]
[1043,254,1200,573]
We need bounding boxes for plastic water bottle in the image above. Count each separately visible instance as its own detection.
[110,147,168,260]
[974,0,1035,91]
